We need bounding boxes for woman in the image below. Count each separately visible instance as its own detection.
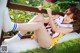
[3,7,80,49]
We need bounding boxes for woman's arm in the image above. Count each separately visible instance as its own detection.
[49,16,73,34]
[47,8,73,34]
[37,6,59,24]
[37,5,49,23]
[56,27,73,34]
[47,8,57,30]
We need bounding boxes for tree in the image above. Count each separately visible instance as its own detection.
[44,0,80,11]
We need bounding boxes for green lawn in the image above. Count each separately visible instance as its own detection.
[20,38,80,53]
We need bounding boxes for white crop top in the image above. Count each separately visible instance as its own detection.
[46,15,73,38]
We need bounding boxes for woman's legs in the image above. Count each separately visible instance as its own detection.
[17,14,45,35]
[18,22,52,48]
[17,14,52,48]
[3,8,52,48]
[27,14,52,48]
[3,8,43,41]
[3,10,45,42]
[4,22,52,48]
[3,22,40,43]
[34,22,52,48]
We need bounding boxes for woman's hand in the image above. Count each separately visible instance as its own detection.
[37,5,43,11]
[46,8,52,17]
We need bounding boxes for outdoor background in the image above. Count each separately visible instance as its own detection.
[5,0,80,53]
[5,0,80,36]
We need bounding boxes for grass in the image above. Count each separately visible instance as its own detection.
[20,38,80,53]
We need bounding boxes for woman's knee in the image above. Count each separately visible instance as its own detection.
[38,22,44,27]
[33,14,44,21]
[33,14,42,19]
[39,43,51,48]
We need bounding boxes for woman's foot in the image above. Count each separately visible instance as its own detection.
[3,32,22,44]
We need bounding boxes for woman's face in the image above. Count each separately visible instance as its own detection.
[65,9,72,15]
[63,14,74,24]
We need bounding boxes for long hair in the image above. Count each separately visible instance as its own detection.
[65,7,80,20]
[69,7,80,20]
[69,7,80,33]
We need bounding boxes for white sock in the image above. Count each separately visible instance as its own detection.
[3,7,18,32]
[3,31,22,43]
